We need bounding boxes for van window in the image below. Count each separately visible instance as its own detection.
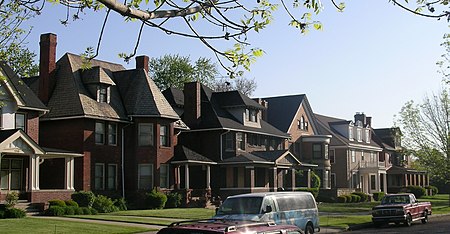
[261,197,275,213]
[277,195,315,211]
[217,197,263,215]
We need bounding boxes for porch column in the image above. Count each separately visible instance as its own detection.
[29,154,40,190]
[206,165,211,189]
[383,173,388,193]
[174,166,180,190]
[246,166,255,191]
[271,167,277,191]
[65,157,75,190]
[185,164,190,189]
[291,168,296,191]
[307,169,311,188]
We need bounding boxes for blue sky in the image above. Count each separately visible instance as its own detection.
[23,1,448,128]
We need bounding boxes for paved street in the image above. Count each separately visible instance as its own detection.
[347,215,450,234]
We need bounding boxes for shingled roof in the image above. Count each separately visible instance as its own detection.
[25,53,179,121]
[0,61,47,112]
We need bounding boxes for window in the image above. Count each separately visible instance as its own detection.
[98,85,109,103]
[365,129,370,143]
[352,173,358,189]
[329,149,335,164]
[138,164,153,190]
[351,150,356,163]
[138,123,154,146]
[249,109,257,122]
[107,164,117,190]
[233,167,239,187]
[357,128,362,142]
[331,173,336,188]
[160,125,170,147]
[361,151,365,161]
[324,144,329,160]
[15,113,26,131]
[236,132,244,150]
[371,175,376,190]
[312,144,322,159]
[348,126,354,141]
[94,163,105,190]
[1,158,22,190]
[370,152,376,162]
[160,164,169,188]
[225,132,234,151]
[108,123,117,145]
[248,134,257,146]
[95,122,105,144]
[298,116,308,131]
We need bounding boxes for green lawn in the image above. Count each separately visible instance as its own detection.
[111,208,215,219]
[318,202,379,213]
[421,194,450,214]
[0,217,152,234]
[320,215,372,229]
[70,215,174,226]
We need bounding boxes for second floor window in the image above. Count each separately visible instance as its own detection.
[108,123,117,145]
[313,144,322,159]
[236,132,244,150]
[15,113,26,131]
[138,123,154,146]
[351,150,356,163]
[225,132,234,151]
[160,125,169,147]
[97,85,109,103]
[95,122,105,144]
[246,109,258,122]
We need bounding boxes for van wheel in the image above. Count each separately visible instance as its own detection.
[305,224,314,234]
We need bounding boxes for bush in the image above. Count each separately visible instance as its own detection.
[93,195,117,213]
[344,195,352,203]
[45,206,65,216]
[113,198,127,211]
[351,194,360,203]
[4,208,26,219]
[316,194,336,203]
[296,188,319,198]
[402,186,426,198]
[72,191,95,208]
[146,188,167,209]
[90,208,98,215]
[5,192,19,208]
[64,206,75,215]
[372,192,385,201]
[337,195,347,203]
[65,200,79,207]
[81,207,92,215]
[0,210,5,219]
[352,192,368,202]
[73,207,84,215]
[425,185,439,196]
[310,171,321,189]
[48,200,66,207]
[165,193,182,208]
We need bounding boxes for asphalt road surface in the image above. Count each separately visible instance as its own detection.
[347,215,450,233]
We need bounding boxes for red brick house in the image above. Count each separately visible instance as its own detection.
[163,83,316,203]
[0,61,81,204]
[24,33,182,202]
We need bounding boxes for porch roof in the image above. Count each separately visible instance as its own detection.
[387,165,427,175]
[218,150,314,167]
[171,146,217,165]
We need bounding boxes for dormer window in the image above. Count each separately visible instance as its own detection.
[349,126,354,141]
[357,128,362,142]
[365,129,370,143]
[246,109,258,123]
[97,85,110,103]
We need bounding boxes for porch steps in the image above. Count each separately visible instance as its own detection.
[14,202,42,216]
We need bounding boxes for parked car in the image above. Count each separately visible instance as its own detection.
[372,193,432,227]
[157,219,303,234]
[213,192,319,234]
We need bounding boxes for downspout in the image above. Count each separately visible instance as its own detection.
[219,130,230,161]
[121,117,133,199]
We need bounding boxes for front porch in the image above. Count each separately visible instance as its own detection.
[387,166,429,193]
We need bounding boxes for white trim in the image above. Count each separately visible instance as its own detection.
[171,160,217,165]
[181,127,290,139]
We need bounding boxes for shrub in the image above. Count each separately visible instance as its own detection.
[5,208,26,219]
[81,207,92,215]
[402,186,426,198]
[113,198,127,211]
[65,200,79,207]
[316,194,336,203]
[146,188,168,209]
[93,195,117,213]
[5,192,19,208]
[90,208,98,215]
[310,171,321,189]
[372,192,385,201]
[296,188,319,198]
[64,206,75,215]
[48,200,66,207]
[0,210,5,219]
[71,191,95,208]
[351,194,360,203]
[344,195,352,203]
[73,207,84,215]
[337,195,347,203]
[352,192,368,202]
[425,185,438,196]
[45,206,65,216]
[165,193,182,208]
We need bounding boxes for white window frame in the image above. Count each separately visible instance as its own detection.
[94,163,105,190]
[351,150,356,163]
[357,128,362,142]
[138,164,153,190]
[95,122,105,144]
[160,125,170,147]
[138,123,154,146]
[97,85,110,103]
[236,132,244,150]
[15,113,26,132]
[107,164,117,190]
[365,129,370,143]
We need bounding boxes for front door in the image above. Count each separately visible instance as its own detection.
[1,158,23,191]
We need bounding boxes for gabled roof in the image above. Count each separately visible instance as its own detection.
[219,150,305,166]
[171,146,216,164]
[0,61,47,112]
[315,113,382,149]
[213,91,265,109]
[260,94,318,134]
[25,53,179,121]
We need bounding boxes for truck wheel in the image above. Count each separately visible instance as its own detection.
[404,214,412,227]
[304,223,314,234]
[421,212,428,224]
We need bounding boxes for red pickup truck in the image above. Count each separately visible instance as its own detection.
[372,193,432,227]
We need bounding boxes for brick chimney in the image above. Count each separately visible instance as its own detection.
[184,82,201,127]
[135,55,149,73]
[254,98,268,121]
[39,33,57,104]
[366,116,372,127]
[354,112,366,126]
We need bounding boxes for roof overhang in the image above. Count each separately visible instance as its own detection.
[171,160,217,165]
[0,130,45,155]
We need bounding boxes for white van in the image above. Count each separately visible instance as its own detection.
[214,192,320,234]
